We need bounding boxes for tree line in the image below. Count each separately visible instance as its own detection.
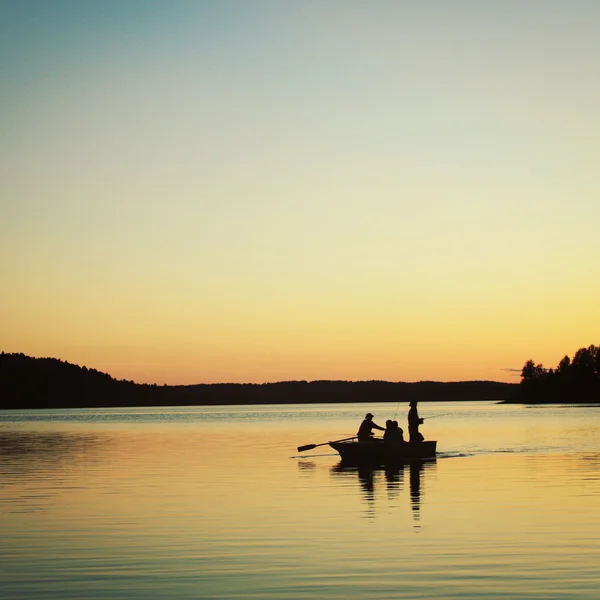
[519,344,600,403]
[0,352,516,409]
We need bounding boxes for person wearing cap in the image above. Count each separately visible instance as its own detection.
[357,413,385,441]
[408,401,424,442]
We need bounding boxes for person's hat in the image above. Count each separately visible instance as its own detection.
[366,413,374,418]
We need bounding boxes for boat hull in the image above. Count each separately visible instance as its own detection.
[329,440,437,465]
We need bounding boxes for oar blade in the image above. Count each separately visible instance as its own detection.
[297,443,317,452]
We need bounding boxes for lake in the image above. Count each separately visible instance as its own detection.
[1,401,600,599]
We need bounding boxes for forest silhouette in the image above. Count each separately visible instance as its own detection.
[1,352,516,409]
[517,344,600,403]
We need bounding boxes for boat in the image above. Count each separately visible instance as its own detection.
[329,439,437,465]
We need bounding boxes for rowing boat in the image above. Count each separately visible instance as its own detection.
[329,439,437,465]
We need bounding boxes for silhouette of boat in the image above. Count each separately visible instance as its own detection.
[329,439,437,465]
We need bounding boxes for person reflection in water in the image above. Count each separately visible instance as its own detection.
[408,401,424,442]
[410,461,424,525]
[357,413,385,441]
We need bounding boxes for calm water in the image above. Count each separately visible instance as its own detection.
[1,401,600,599]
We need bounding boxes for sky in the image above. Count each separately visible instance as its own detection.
[1,0,599,385]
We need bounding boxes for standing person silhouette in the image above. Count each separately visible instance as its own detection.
[408,401,424,442]
[357,413,385,441]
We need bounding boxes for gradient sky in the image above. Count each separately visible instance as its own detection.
[2,1,599,384]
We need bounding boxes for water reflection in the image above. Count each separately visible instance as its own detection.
[297,460,317,471]
[357,466,375,516]
[0,430,107,513]
[409,461,426,526]
[384,463,405,501]
[331,460,437,524]
[0,431,103,470]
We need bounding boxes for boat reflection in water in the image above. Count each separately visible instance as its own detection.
[330,459,437,524]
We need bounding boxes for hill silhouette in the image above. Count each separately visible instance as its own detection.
[1,352,518,409]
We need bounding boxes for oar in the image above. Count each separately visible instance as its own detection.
[297,436,356,453]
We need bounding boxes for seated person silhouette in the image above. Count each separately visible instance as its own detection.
[357,413,385,441]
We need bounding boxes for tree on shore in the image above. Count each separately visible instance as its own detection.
[520,345,600,403]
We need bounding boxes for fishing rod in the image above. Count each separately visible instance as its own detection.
[424,412,451,420]
[392,406,451,421]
